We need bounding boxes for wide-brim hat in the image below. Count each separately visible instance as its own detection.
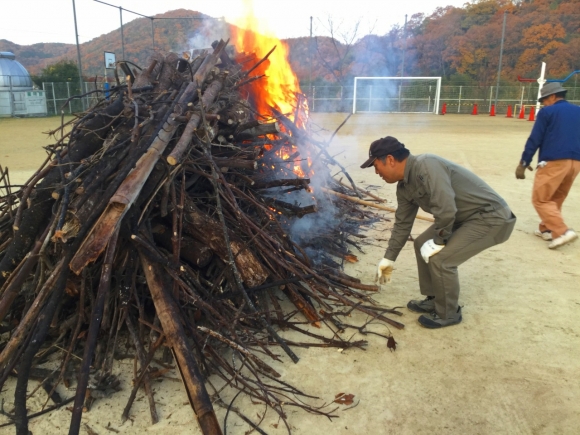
[360,136,405,168]
[539,82,567,102]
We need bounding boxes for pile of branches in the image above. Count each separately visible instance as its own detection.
[0,40,403,435]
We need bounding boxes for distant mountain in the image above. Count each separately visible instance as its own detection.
[0,40,77,75]
[0,9,221,77]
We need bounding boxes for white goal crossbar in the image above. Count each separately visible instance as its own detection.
[352,77,442,115]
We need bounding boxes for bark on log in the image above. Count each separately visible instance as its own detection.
[139,253,222,435]
[235,122,280,139]
[182,198,268,288]
[252,178,310,189]
[167,77,225,166]
[153,227,213,268]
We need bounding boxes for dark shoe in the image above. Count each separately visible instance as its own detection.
[418,307,462,329]
[407,296,435,313]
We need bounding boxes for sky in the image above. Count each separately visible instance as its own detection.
[1,0,470,46]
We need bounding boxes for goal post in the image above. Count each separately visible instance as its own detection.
[352,77,442,114]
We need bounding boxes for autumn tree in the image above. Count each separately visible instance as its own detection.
[313,17,362,87]
[31,59,80,87]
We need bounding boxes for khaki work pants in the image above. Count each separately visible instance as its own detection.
[532,159,580,239]
[413,207,516,319]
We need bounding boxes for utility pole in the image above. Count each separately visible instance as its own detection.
[119,6,125,60]
[401,14,407,77]
[72,0,85,110]
[151,18,155,51]
[309,16,313,107]
[494,10,507,107]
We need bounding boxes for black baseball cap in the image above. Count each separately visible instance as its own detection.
[360,136,405,168]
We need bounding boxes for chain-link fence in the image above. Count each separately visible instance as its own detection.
[42,81,108,116]
[8,80,580,117]
[303,83,580,113]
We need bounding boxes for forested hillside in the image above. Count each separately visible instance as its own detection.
[1,0,579,86]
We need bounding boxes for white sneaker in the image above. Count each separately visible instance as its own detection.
[548,230,578,249]
[534,229,552,241]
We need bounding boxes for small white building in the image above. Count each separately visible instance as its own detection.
[0,52,47,117]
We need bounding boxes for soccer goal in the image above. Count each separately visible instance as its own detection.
[352,77,442,114]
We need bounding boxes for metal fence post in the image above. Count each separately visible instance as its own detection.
[51,82,57,115]
[312,86,315,112]
[9,75,14,116]
[489,86,493,112]
[66,82,71,114]
[458,85,462,113]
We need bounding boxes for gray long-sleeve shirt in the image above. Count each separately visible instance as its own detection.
[385,154,508,261]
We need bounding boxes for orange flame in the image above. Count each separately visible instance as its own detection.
[230,5,302,119]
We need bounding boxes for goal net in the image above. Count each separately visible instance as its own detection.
[352,77,442,114]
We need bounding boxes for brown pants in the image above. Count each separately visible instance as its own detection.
[532,159,580,238]
[413,207,516,319]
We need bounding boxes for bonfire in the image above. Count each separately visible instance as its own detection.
[0,28,403,435]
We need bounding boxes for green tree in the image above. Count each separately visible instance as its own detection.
[31,60,80,87]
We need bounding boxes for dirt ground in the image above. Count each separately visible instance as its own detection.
[1,113,579,435]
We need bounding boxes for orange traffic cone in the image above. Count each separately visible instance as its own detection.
[506,105,513,118]
[518,105,525,119]
[441,103,447,115]
[490,104,496,116]
[472,103,478,115]
[528,106,535,121]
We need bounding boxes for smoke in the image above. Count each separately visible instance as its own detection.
[182,18,231,54]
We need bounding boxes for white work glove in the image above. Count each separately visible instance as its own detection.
[376,258,394,284]
[420,239,445,264]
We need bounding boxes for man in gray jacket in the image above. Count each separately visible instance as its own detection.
[361,137,516,328]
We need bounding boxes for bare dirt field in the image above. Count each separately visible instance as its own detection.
[1,113,579,435]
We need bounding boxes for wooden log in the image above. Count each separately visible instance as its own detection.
[173,113,220,123]
[322,273,379,292]
[153,226,213,268]
[182,197,268,288]
[263,198,317,218]
[193,40,227,87]
[156,53,183,92]
[167,77,225,166]
[133,54,162,88]
[236,122,280,139]
[211,40,232,67]
[252,178,310,189]
[218,105,250,126]
[321,187,434,222]
[283,285,321,327]
[139,253,222,435]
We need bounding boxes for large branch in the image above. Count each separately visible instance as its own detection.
[181,197,268,288]
[139,253,222,435]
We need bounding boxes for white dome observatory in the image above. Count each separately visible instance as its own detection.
[0,52,47,117]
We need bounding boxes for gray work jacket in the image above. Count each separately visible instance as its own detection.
[385,154,508,261]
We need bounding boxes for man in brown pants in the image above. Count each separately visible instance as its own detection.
[361,137,516,328]
[516,82,580,249]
